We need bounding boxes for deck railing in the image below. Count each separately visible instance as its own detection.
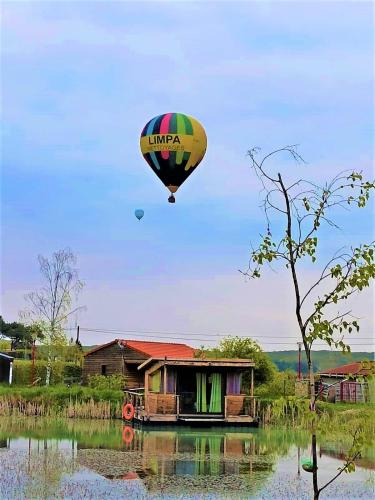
[124,389,145,414]
[147,393,180,415]
[224,395,257,418]
[124,390,180,416]
[124,390,258,420]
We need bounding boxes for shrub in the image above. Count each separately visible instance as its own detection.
[12,360,81,386]
[367,376,375,403]
[256,370,296,398]
[196,336,277,388]
[0,339,11,351]
[64,364,82,381]
[88,374,126,391]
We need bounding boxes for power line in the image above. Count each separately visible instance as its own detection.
[66,326,373,341]
[68,327,374,347]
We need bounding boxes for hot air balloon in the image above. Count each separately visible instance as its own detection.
[134,209,144,220]
[140,112,207,203]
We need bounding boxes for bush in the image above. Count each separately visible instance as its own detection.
[256,369,296,398]
[35,344,83,363]
[0,339,11,351]
[64,364,82,381]
[88,374,126,391]
[196,336,277,388]
[12,360,82,386]
[367,376,375,403]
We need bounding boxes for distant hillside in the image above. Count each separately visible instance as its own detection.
[80,345,373,374]
[82,345,96,353]
[267,350,374,374]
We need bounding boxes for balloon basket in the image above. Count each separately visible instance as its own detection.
[168,194,176,203]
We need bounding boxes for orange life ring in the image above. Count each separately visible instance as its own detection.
[122,425,135,445]
[122,402,135,421]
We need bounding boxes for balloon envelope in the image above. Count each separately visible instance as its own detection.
[134,209,144,220]
[140,112,207,200]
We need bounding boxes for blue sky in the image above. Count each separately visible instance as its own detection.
[1,1,374,351]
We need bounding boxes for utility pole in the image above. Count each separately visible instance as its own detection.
[75,325,80,345]
[31,339,36,385]
[297,342,302,380]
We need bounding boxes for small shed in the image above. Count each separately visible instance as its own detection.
[318,361,374,403]
[0,352,14,384]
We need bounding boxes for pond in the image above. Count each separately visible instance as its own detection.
[0,417,373,499]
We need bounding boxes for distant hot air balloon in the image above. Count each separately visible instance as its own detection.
[134,209,144,220]
[140,112,207,203]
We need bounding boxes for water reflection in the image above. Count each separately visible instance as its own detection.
[0,418,373,499]
[75,428,280,495]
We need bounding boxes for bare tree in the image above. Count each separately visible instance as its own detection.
[242,146,374,410]
[21,248,85,384]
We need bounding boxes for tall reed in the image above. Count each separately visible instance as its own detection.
[0,385,124,419]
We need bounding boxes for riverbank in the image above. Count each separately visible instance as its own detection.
[0,386,374,440]
[0,385,123,418]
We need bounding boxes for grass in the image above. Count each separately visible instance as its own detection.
[0,384,124,419]
[258,396,375,443]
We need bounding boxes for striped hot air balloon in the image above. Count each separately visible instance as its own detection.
[140,112,207,203]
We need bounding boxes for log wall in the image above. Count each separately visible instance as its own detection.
[82,343,146,388]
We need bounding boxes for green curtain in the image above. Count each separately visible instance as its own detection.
[208,436,221,475]
[209,373,222,413]
[196,372,207,412]
[195,436,207,474]
[150,370,161,392]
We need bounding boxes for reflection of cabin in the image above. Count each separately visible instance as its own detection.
[77,429,265,491]
[0,352,13,384]
[318,362,374,403]
[125,357,258,425]
[82,339,196,386]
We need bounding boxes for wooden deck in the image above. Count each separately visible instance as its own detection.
[124,390,259,426]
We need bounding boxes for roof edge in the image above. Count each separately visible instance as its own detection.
[318,361,374,376]
[137,357,255,370]
[0,352,14,360]
[84,340,118,357]
[84,339,196,358]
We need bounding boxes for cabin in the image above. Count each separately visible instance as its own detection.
[82,339,196,387]
[83,339,258,425]
[318,361,374,403]
[0,352,13,385]
[125,357,257,425]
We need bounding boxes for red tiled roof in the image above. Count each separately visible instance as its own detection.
[121,339,196,358]
[84,339,196,358]
[319,361,374,376]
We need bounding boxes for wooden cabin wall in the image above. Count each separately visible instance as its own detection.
[126,365,145,389]
[82,343,147,388]
[226,395,245,416]
[147,394,176,414]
